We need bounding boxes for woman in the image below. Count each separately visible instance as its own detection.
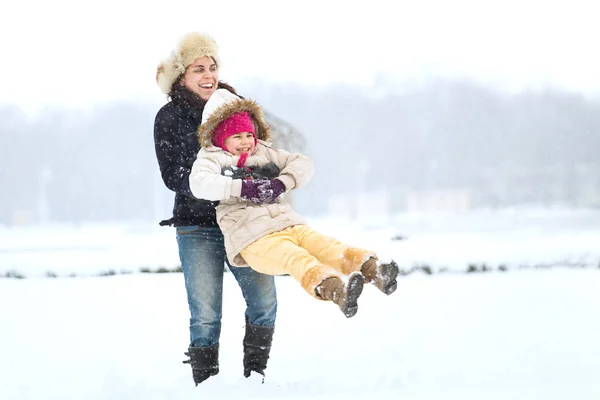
[154,32,277,386]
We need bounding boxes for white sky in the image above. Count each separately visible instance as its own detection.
[1,0,599,111]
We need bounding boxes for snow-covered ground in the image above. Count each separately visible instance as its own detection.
[1,269,599,399]
[1,209,600,399]
[2,208,600,277]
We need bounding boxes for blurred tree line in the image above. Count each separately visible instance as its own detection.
[1,79,599,225]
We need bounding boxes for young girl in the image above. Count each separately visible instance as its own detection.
[189,89,399,318]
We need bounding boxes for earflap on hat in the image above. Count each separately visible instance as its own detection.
[156,32,220,94]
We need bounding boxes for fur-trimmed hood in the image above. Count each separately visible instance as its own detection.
[156,32,220,95]
[197,89,272,148]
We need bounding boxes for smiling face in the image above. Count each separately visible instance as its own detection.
[181,56,218,100]
[223,132,256,155]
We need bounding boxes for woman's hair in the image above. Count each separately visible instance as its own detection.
[217,81,238,96]
[168,73,239,110]
[168,79,206,108]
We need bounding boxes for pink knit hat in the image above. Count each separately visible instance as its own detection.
[212,111,257,151]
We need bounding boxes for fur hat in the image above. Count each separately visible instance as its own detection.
[198,89,272,148]
[156,32,220,94]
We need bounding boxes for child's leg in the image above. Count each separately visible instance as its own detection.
[292,225,400,295]
[240,228,343,299]
[242,227,367,317]
[291,225,376,276]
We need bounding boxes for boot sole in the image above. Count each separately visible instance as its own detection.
[378,261,400,295]
[342,272,365,318]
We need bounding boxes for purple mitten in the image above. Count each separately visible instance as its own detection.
[241,179,286,204]
[268,178,286,202]
[241,179,268,203]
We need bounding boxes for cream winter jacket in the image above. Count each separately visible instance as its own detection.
[189,90,314,266]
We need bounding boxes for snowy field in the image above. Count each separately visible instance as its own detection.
[1,209,600,399]
[1,269,599,399]
[2,208,600,277]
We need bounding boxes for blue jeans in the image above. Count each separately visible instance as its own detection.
[176,225,277,347]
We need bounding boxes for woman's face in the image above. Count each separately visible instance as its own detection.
[181,56,218,100]
[224,132,256,156]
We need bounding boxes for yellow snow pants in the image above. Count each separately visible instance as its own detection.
[240,224,375,299]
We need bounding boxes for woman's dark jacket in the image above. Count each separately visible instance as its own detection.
[154,98,219,227]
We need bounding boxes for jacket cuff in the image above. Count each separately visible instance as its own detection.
[230,178,243,198]
[277,174,296,190]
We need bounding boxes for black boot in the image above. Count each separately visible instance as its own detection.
[243,323,275,381]
[182,344,219,386]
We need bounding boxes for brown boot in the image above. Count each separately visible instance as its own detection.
[361,257,399,295]
[315,272,364,318]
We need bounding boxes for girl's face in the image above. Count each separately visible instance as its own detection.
[181,56,218,100]
[224,132,255,155]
